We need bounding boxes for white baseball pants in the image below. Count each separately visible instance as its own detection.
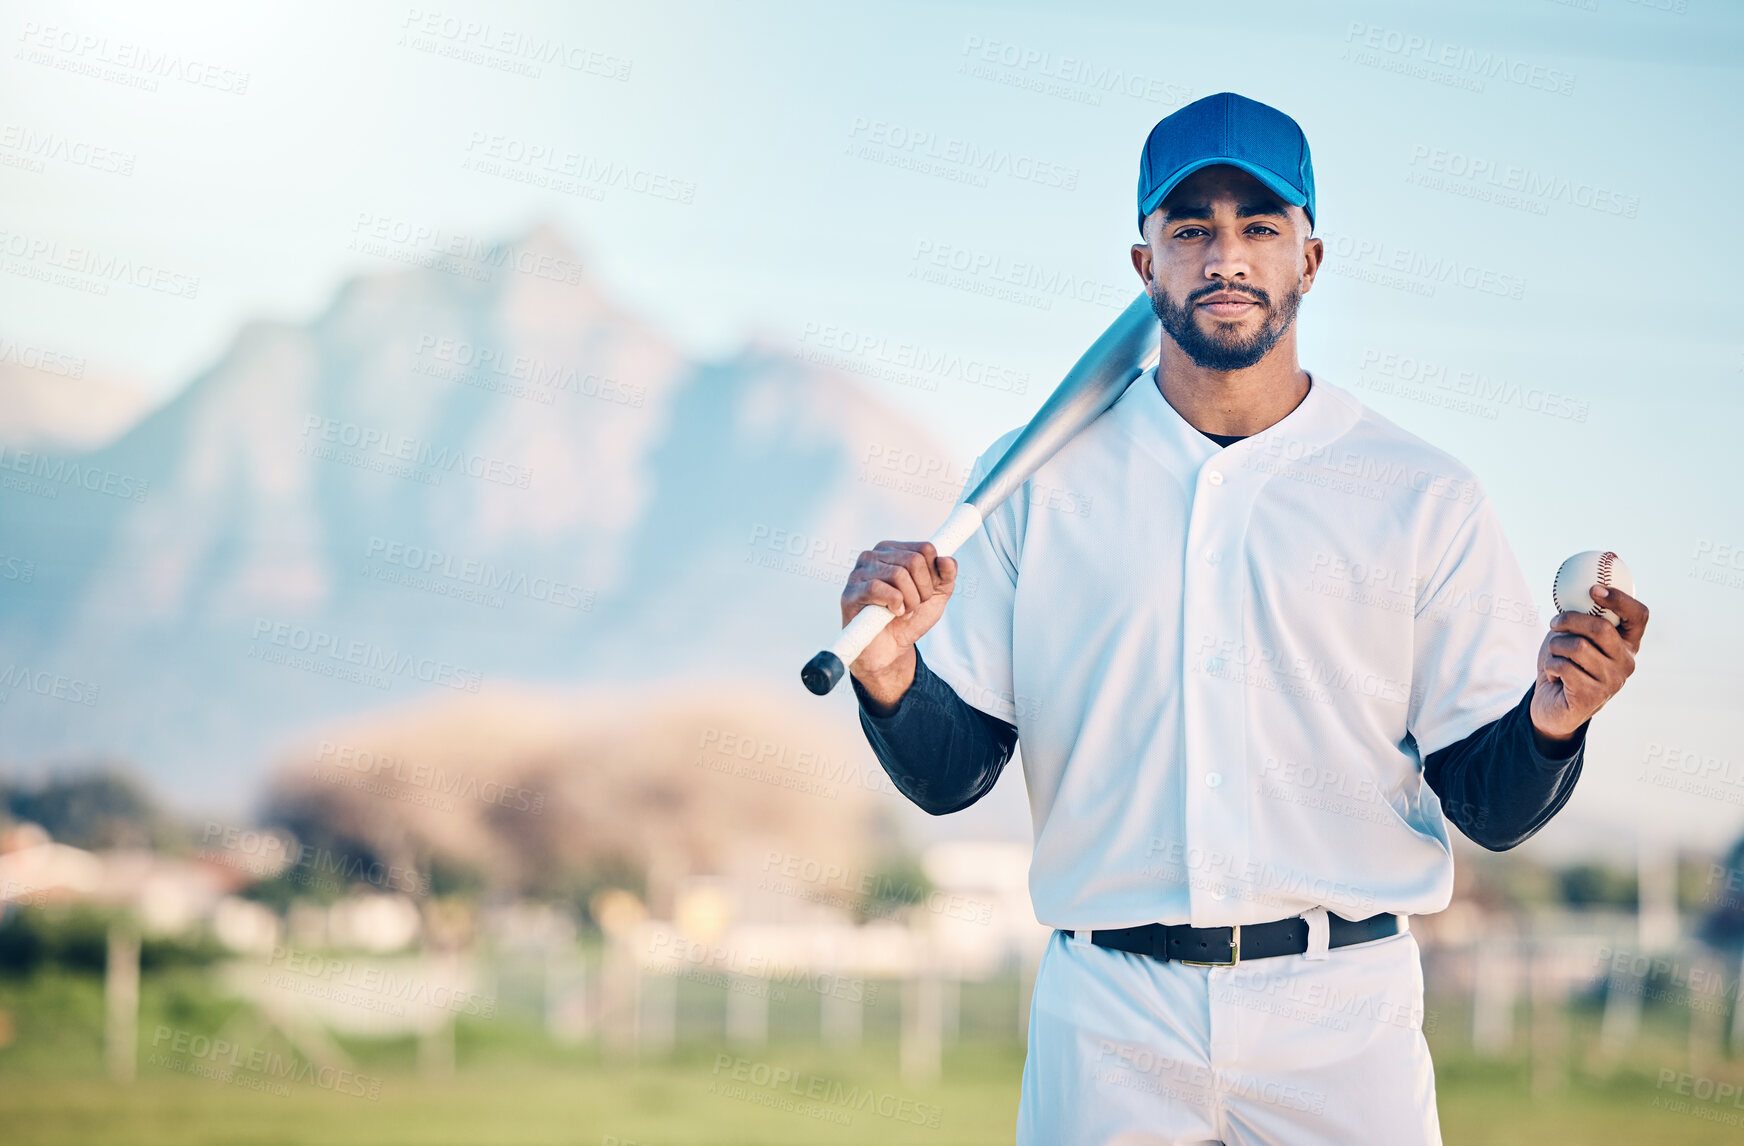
[1017,917,1440,1145]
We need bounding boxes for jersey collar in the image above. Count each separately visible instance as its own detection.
[1113,364,1362,481]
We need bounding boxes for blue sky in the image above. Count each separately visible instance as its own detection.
[2,0,1741,852]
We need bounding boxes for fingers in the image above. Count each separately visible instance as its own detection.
[1547,610,1637,685]
[1542,650,1612,724]
[871,558,924,617]
[1539,656,1603,720]
[1549,610,1627,659]
[843,541,954,620]
[911,543,955,590]
[1543,633,1614,687]
[854,575,908,617]
[892,545,938,600]
[1593,585,1650,651]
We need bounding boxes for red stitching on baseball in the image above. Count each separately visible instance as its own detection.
[1591,552,1617,614]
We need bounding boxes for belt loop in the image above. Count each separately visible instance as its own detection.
[1070,929,1092,948]
[1302,907,1330,960]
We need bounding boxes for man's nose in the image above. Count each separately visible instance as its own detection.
[1204,232,1251,280]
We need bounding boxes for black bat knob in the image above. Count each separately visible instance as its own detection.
[801,651,844,696]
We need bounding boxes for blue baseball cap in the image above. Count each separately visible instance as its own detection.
[1137,92,1315,236]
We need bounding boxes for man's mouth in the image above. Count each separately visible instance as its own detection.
[1196,292,1261,318]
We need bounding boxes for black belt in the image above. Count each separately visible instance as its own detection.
[1070,911,1400,967]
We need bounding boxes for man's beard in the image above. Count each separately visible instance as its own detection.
[1150,280,1302,372]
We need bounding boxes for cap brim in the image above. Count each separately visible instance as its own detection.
[1138,157,1308,232]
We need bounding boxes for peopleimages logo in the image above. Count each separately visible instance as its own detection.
[364,536,594,611]
[248,617,485,694]
[0,124,135,176]
[1357,349,1589,424]
[908,239,1127,311]
[710,1054,943,1128]
[315,740,545,815]
[462,132,696,204]
[349,212,584,286]
[847,117,1078,190]
[0,665,100,706]
[414,334,644,407]
[1324,235,1526,301]
[0,445,150,501]
[1405,145,1638,218]
[16,22,252,94]
[397,9,632,81]
[958,35,1193,108]
[262,944,498,1018]
[796,323,1029,395]
[0,555,36,583]
[0,335,85,377]
[1341,22,1575,96]
[148,1026,382,1100]
[299,416,532,489]
[0,227,200,298]
[197,822,430,896]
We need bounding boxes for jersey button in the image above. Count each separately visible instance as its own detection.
[1210,889,1227,901]
[1205,772,1223,788]
[1207,470,1224,486]
[1205,550,1221,565]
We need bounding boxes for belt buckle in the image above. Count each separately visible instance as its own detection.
[1180,924,1241,967]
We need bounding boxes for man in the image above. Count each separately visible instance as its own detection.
[836,92,1648,1145]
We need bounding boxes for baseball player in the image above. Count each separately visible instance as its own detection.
[837,92,1649,1145]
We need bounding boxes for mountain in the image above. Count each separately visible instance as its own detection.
[0,225,960,807]
[0,360,151,450]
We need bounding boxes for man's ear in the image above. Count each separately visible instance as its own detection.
[1131,215,1155,285]
[1131,241,1153,286]
[1298,229,1324,293]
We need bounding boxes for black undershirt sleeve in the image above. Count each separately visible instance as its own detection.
[1421,685,1588,851]
[850,646,1017,816]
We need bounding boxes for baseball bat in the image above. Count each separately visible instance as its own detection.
[800,290,1160,696]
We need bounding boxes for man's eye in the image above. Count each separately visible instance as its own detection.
[1174,227,1207,239]
[1249,225,1278,235]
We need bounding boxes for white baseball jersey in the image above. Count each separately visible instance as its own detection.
[917,367,1542,930]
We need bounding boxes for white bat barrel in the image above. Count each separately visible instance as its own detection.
[800,291,1158,697]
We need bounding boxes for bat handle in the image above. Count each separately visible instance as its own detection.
[801,502,985,696]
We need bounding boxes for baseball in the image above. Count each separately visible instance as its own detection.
[1552,550,1635,626]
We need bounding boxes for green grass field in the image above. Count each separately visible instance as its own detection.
[3,1049,1740,1146]
[3,971,1741,1144]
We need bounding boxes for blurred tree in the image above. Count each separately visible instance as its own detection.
[0,908,108,977]
[565,863,647,934]
[1,768,178,850]
[0,909,47,975]
[855,850,935,925]
[1456,847,1559,911]
[1694,835,1744,1057]
[426,855,489,899]
[1696,834,1744,953]
[0,907,222,978]
[1556,861,1638,909]
[255,788,401,903]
